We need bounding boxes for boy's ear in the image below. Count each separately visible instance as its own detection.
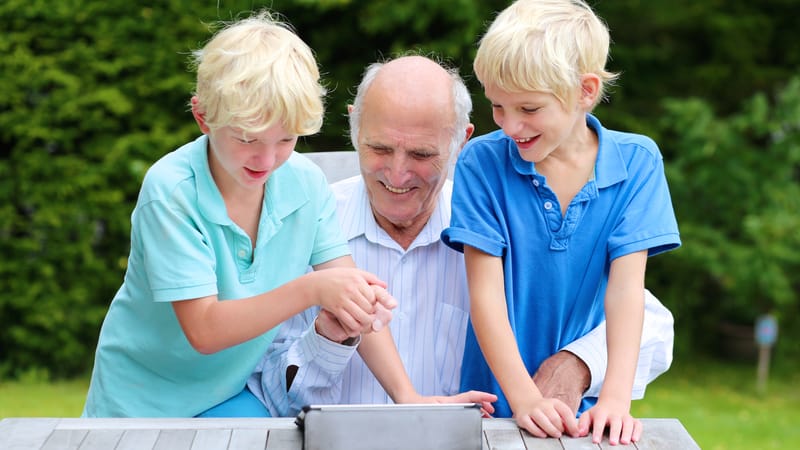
[191,96,212,134]
[579,74,601,108]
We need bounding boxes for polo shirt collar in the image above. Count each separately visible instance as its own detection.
[507,113,628,188]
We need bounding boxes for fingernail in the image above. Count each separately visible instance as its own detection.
[372,319,383,332]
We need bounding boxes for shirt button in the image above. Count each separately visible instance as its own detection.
[238,249,247,258]
[533,179,540,187]
[543,201,553,210]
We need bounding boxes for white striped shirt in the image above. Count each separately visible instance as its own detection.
[248,176,674,416]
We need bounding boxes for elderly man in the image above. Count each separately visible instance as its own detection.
[247,55,674,417]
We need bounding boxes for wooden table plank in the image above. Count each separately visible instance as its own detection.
[228,428,268,450]
[117,429,159,450]
[559,436,601,450]
[636,418,700,450]
[40,429,87,450]
[0,418,59,449]
[152,429,195,450]
[190,429,231,450]
[79,429,124,450]
[265,428,303,450]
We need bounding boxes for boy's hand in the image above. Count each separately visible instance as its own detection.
[310,268,395,334]
[578,398,642,445]
[513,396,579,439]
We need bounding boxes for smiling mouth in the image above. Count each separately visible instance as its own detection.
[382,182,411,194]
[515,137,534,144]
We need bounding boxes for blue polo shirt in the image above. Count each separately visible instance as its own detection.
[442,114,680,418]
[83,135,350,417]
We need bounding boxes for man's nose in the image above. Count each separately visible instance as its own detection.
[385,154,412,185]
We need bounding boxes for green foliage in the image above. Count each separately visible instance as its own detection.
[646,77,800,357]
[1,0,798,379]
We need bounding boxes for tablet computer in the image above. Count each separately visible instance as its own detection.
[296,403,483,450]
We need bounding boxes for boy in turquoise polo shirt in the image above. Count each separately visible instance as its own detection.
[83,10,401,418]
[442,0,681,445]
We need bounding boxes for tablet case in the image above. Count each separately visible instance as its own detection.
[296,403,483,450]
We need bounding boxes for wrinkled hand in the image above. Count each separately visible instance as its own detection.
[532,351,590,414]
[513,396,579,439]
[314,309,354,342]
[578,398,642,445]
[418,390,497,418]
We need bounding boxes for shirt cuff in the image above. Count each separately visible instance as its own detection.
[561,336,606,398]
[296,322,360,374]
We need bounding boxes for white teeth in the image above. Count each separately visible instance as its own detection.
[384,184,411,194]
[515,137,532,143]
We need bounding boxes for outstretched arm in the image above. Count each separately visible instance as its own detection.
[578,250,647,445]
[546,288,674,412]
[464,246,578,438]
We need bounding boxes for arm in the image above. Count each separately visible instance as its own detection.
[173,255,389,354]
[578,250,647,445]
[249,308,359,417]
[553,288,674,405]
[464,246,578,438]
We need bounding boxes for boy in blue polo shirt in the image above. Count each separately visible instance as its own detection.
[442,0,680,445]
[82,10,400,418]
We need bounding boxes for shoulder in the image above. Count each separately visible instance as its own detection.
[138,136,205,203]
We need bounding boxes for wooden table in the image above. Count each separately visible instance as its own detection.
[0,417,700,449]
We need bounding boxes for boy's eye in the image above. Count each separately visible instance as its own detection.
[237,138,256,144]
[521,107,539,113]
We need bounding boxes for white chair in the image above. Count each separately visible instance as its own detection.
[302,151,360,183]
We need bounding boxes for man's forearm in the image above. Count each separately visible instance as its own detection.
[532,350,590,414]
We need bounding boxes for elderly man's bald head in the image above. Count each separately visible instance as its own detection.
[349,55,472,163]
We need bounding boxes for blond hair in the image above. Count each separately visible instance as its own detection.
[190,10,325,136]
[474,0,618,108]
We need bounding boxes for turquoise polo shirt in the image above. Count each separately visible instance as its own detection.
[83,135,350,417]
[442,114,681,418]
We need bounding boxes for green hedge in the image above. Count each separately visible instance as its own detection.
[1,0,799,379]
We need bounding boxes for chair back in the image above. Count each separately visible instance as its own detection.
[302,151,360,183]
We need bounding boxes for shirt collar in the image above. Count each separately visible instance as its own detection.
[507,113,627,188]
[190,135,309,225]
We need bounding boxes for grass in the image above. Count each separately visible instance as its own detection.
[1,355,797,449]
[631,355,800,450]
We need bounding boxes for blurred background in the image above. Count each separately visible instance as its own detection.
[1,1,798,448]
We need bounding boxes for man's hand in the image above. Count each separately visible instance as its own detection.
[532,351,591,414]
[314,309,357,343]
[419,390,498,418]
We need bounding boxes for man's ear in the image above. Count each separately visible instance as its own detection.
[462,123,476,148]
[579,74,601,108]
[191,96,211,134]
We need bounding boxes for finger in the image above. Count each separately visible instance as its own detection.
[554,400,579,437]
[516,415,546,439]
[372,302,393,332]
[531,409,562,437]
[360,270,388,289]
[608,416,622,445]
[372,285,398,310]
[631,418,643,442]
[619,416,635,445]
[577,411,591,437]
[591,414,607,444]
